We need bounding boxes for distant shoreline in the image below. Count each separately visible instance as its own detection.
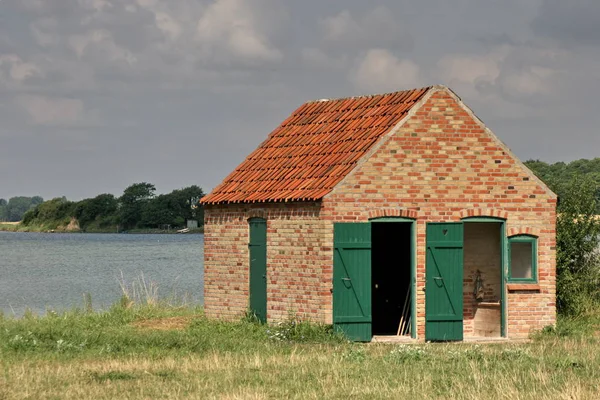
[0,223,203,234]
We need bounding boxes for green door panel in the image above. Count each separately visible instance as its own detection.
[333,223,372,342]
[249,218,267,323]
[426,223,464,341]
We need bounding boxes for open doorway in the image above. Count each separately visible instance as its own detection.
[371,222,412,336]
[463,222,503,338]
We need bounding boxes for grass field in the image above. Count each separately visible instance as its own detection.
[1,304,599,399]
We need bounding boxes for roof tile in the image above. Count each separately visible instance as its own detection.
[202,87,431,204]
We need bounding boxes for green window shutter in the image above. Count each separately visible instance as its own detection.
[249,218,267,323]
[333,222,372,342]
[425,222,464,341]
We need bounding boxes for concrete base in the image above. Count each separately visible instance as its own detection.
[371,335,416,344]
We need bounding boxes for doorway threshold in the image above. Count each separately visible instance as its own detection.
[371,335,416,344]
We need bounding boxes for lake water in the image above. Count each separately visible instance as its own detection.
[0,232,204,316]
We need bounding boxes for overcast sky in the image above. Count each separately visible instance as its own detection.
[1,0,599,200]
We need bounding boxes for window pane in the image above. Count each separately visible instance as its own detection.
[511,242,532,279]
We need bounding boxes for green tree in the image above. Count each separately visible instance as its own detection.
[140,186,204,228]
[525,158,600,212]
[119,182,156,229]
[0,198,7,221]
[74,194,118,230]
[35,197,74,223]
[5,196,43,222]
[141,194,176,227]
[21,197,74,228]
[555,175,600,315]
[167,185,205,224]
[21,208,36,225]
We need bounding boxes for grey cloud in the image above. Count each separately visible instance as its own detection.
[320,6,414,52]
[15,94,98,127]
[350,49,421,93]
[0,0,599,200]
[532,0,600,47]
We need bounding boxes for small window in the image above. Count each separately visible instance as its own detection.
[508,235,537,282]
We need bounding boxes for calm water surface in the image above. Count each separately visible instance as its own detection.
[0,232,204,316]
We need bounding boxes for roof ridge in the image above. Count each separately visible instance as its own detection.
[304,85,434,104]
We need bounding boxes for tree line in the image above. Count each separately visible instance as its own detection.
[524,158,600,211]
[0,196,44,222]
[18,183,204,232]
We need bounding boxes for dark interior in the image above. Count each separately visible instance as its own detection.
[371,222,412,335]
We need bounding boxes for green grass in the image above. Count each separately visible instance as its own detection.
[0,306,599,399]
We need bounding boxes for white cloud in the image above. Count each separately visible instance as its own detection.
[322,10,354,42]
[196,0,284,64]
[0,55,42,83]
[438,47,508,86]
[437,45,560,100]
[15,95,95,126]
[135,0,157,8]
[500,66,556,97]
[77,0,113,12]
[303,7,413,73]
[154,12,182,40]
[301,48,347,70]
[351,49,421,93]
[133,0,187,41]
[30,18,61,47]
[19,0,287,95]
[68,30,137,65]
[321,7,413,51]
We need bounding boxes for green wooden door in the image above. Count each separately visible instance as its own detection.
[425,223,464,341]
[333,223,372,342]
[249,218,267,323]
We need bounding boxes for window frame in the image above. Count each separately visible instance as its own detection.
[507,235,538,283]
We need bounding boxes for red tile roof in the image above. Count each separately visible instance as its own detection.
[202,86,432,205]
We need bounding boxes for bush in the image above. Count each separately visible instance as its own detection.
[264,315,339,343]
[554,175,600,315]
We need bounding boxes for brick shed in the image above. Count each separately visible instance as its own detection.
[201,85,556,342]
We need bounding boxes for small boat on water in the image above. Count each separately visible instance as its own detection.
[176,228,190,234]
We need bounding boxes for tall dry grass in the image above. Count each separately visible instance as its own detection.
[0,303,599,399]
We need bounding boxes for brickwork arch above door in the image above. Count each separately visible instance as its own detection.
[368,208,419,220]
[458,208,508,220]
[246,209,267,220]
[508,227,540,237]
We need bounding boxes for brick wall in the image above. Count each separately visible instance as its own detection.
[323,87,556,339]
[203,202,333,323]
